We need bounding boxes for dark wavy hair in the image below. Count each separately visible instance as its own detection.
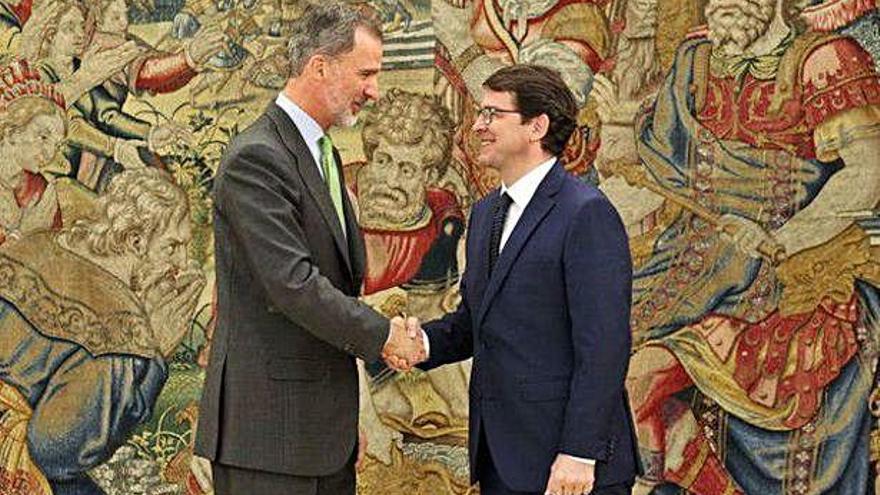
[483,64,577,155]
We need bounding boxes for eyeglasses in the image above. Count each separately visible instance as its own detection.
[476,106,520,125]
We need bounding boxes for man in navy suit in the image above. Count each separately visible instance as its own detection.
[392,65,640,495]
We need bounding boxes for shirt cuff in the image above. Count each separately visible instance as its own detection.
[422,330,431,358]
[561,454,595,465]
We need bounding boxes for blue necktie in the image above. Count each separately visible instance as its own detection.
[488,192,512,275]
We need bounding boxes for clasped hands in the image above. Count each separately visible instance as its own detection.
[381,316,426,371]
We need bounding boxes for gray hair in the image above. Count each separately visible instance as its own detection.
[286,2,382,77]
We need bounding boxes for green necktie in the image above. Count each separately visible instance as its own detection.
[319,135,347,235]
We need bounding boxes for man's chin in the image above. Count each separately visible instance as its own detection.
[335,112,359,128]
[477,152,499,169]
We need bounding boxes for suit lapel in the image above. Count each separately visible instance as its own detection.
[476,162,565,326]
[266,103,354,279]
[468,193,495,322]
[336,147,366,286]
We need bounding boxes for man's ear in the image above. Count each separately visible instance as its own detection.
[303,53,330,79]
[531,114,550,143]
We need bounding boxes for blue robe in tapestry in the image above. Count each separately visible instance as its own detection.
[0,233,167,495]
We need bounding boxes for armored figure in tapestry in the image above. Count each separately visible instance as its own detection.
[0,15,211,490]
[619,0,880,493]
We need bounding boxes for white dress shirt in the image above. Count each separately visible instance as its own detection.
[275,92,346,237]
[497,157,556,252]
[275,92,327,180]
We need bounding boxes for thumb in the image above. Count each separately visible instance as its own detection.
[405,316,420,338]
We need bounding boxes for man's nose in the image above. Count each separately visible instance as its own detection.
[364,78,379,101]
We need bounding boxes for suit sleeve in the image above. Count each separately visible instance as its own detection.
[419,209,477,370]
[214,143,388,362]
[559,196,633,461]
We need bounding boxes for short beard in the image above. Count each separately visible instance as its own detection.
[335,110,358,128]
[325,74,360,128]
[706,0,776,56]
[130,258,178,297]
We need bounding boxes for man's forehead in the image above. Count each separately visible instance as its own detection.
[337,50,381,72]
[328,29,381,61]
[352,28,383,55]
[480,89,516,107]
[354,26,383,47]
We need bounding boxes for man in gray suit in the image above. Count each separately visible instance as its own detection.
[194,4,424,493]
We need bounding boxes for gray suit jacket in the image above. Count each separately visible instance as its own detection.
[194,102,388,476]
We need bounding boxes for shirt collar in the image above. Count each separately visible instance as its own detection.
[275,92,325,160]
[500,157,557,208]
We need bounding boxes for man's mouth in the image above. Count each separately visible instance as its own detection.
[367,189,405,205]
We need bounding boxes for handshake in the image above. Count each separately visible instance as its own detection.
[381,315,426,372]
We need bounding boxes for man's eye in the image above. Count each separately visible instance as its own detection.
[400,163,416,177]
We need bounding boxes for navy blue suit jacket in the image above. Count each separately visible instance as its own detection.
[421,162,640,491]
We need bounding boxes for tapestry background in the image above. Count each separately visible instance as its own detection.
[1,0,879,493]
